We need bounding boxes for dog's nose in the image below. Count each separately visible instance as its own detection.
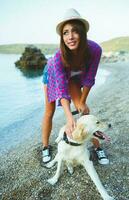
[108,123,112,128]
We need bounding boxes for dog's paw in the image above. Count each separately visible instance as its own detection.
[45,161,54,168]
[67,166,74,175]
[47,177,58,185]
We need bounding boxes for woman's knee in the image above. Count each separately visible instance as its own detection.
[44,110,55,119]
[44,103,55,118]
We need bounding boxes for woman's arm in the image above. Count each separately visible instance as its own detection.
[78,42,102,114]
[60,98,76,137]
[82,42,102,88]
[77,86,91,114]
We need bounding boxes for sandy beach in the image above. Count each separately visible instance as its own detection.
[0,61,129,200]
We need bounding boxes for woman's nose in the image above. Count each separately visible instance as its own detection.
[68,32,74,39]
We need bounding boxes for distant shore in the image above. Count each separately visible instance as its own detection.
[0,36,129,55]
[0,43,59,55]
[0,61,129,200]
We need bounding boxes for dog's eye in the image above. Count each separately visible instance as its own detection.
[96,121,100,124]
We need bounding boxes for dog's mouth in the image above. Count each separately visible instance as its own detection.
[93,131,110,142]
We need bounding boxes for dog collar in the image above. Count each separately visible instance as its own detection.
[63,132,82,146]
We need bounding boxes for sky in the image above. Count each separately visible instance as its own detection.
[0,0,129,45]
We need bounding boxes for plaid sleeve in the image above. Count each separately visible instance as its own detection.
[82,44,102,87]
[54,52,71,102]
[47,51,70,103]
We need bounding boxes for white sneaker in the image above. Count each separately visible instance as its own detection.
[42,146,51,164]
[95,147,109,165]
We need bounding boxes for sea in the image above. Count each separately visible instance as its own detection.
[0,54,110,154]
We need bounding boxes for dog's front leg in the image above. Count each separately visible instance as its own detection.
[47,157,63,185]
[46,153,59,168]
[82,160,114,200]
[66,162,74,175]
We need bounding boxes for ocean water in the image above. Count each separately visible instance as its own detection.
[0,54,109,154]
[0,54,45,153]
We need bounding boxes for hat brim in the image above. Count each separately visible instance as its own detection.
[56,18,89,35]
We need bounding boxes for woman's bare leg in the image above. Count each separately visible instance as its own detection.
[42,85,55,147]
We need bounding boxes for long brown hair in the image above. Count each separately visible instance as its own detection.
[60,20,90,69]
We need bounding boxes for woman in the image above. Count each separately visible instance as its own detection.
[42,8,109,165]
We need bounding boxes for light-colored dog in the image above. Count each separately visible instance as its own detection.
[46,115,114,200]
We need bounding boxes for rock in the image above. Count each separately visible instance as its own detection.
[15,45,47,77]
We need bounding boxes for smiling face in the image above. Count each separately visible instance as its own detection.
[62,23,80,54]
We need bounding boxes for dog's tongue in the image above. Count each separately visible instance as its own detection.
[93,131,111,143]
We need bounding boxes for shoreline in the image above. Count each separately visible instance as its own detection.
[1,61,129,200]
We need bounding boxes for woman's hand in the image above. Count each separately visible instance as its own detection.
[65,115,76,138]
[77,102,90,115]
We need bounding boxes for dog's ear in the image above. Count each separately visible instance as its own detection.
[72,123,88,142]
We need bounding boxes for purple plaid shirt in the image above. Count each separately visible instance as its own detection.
[43,40,102,103]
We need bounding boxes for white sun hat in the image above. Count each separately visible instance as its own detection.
[56,8,90,35]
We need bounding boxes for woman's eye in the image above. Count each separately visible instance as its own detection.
[63,31,68,35]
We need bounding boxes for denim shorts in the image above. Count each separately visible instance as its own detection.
[42,65,48,84]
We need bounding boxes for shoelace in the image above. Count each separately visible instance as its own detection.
[42,149,49,157]
[97,150,106,158]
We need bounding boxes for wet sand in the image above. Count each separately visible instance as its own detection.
[0,61,129,200]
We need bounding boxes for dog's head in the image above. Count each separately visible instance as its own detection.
[72,115,110,143]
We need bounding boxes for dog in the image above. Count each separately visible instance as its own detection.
[46,114,114,200]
